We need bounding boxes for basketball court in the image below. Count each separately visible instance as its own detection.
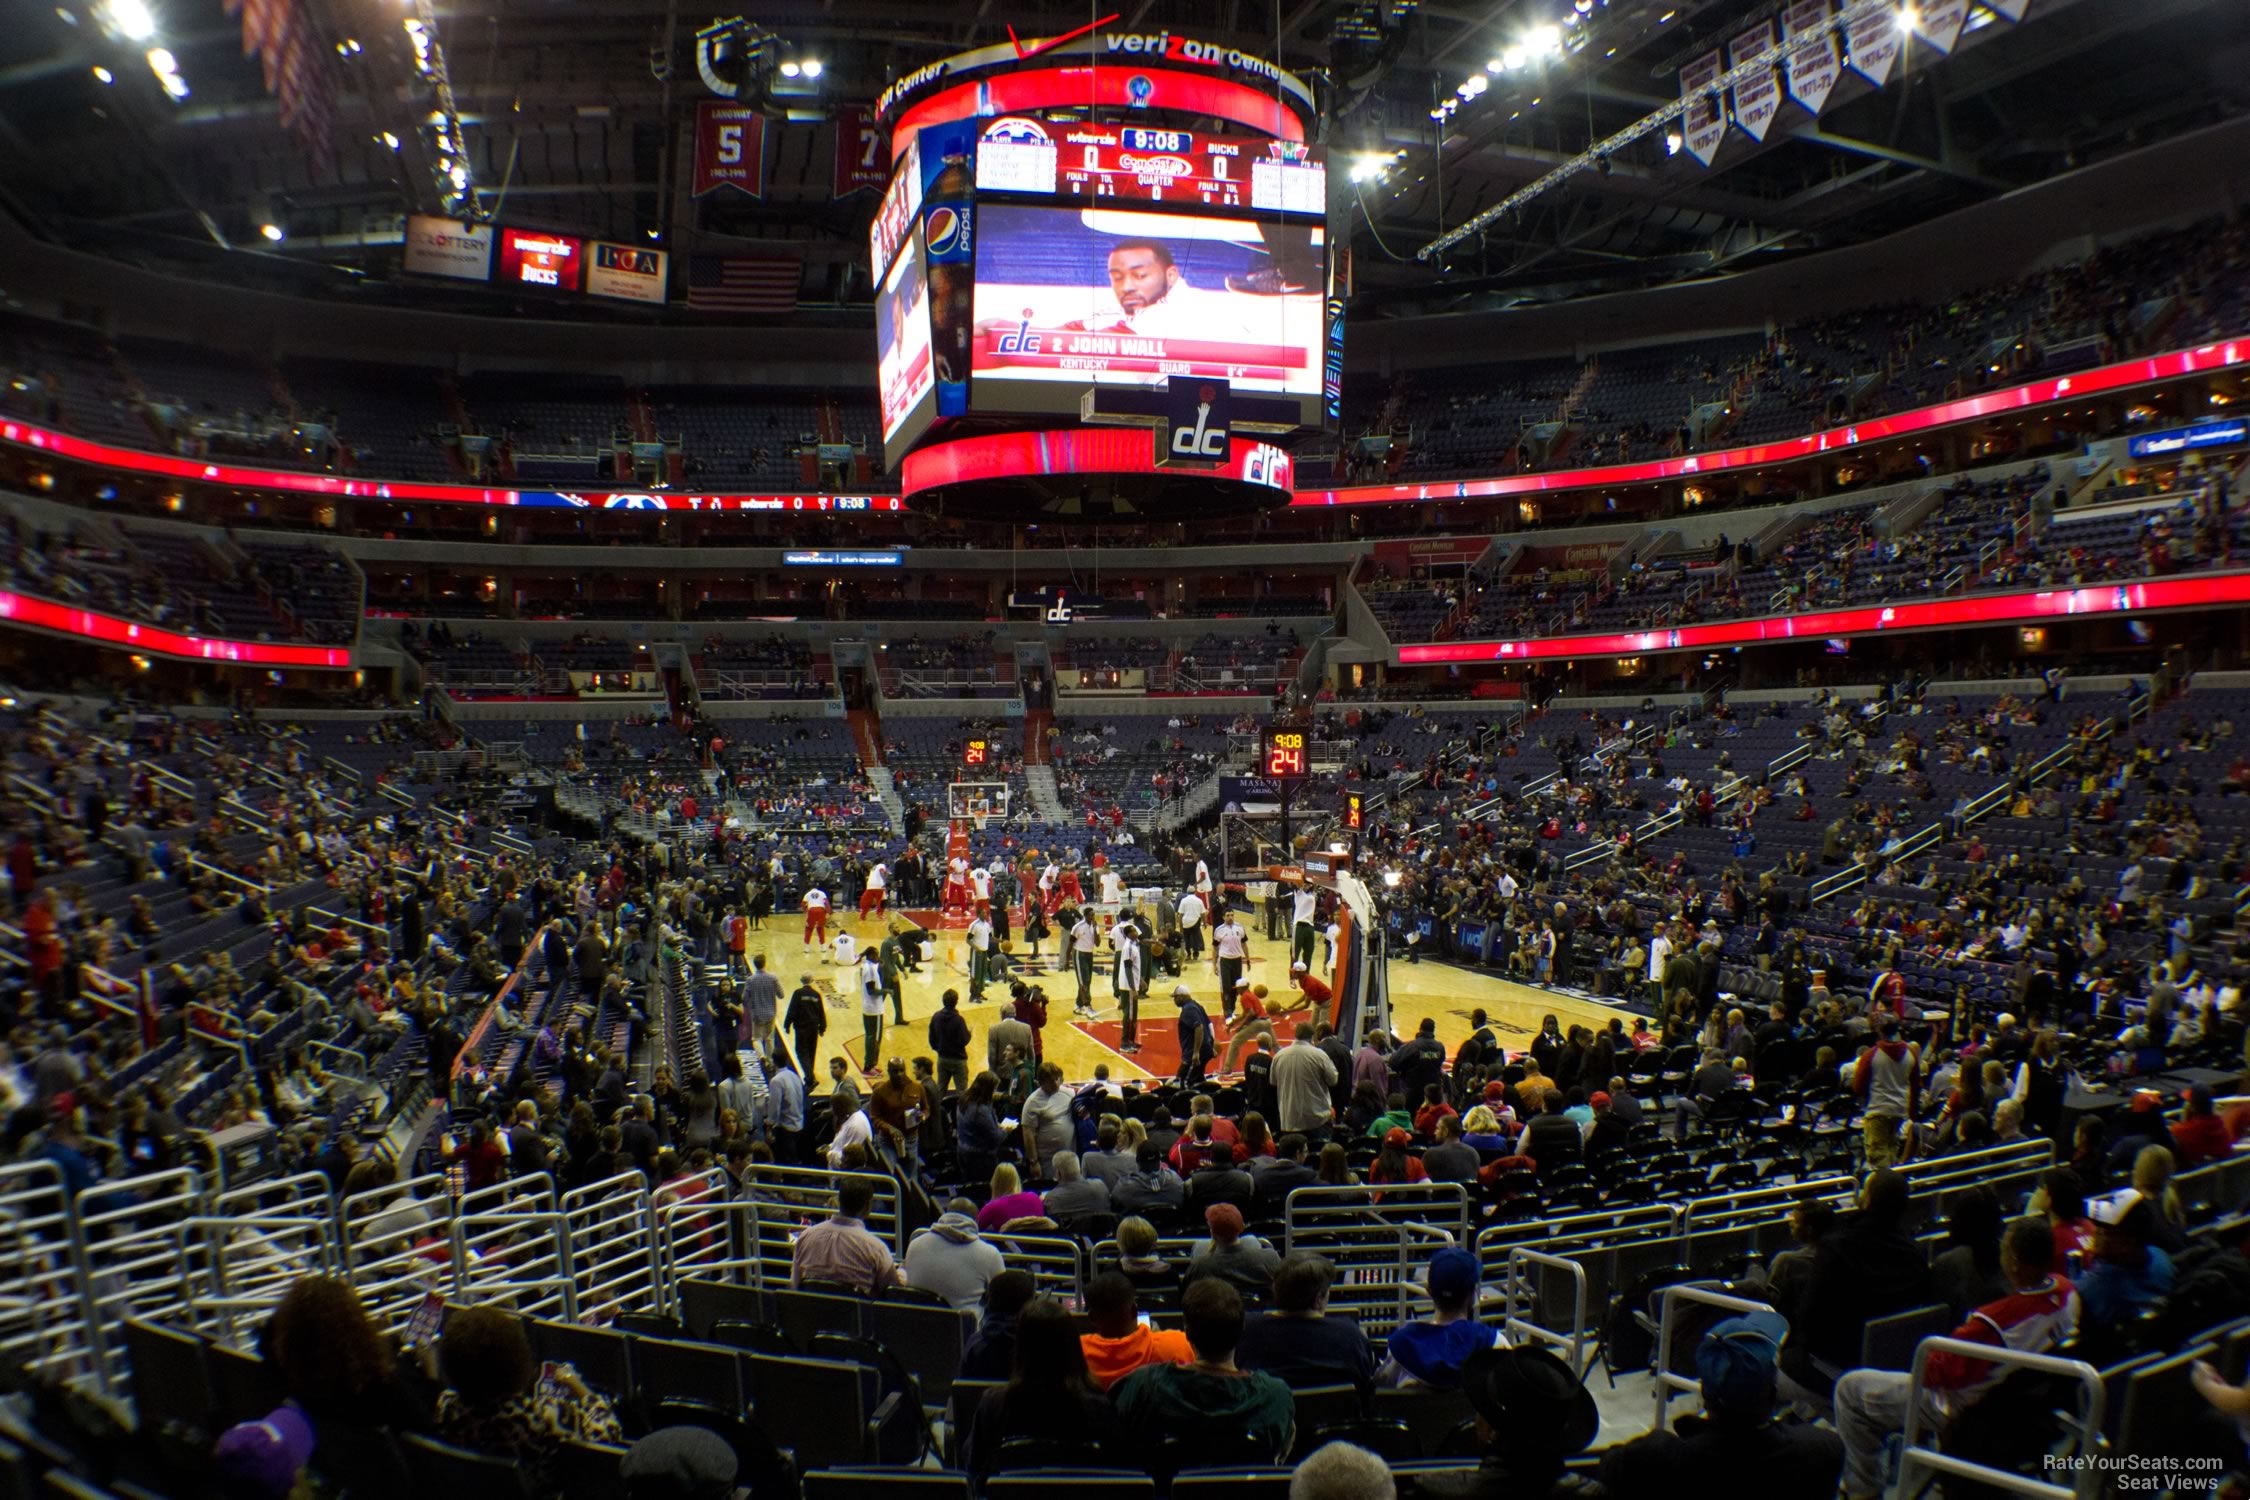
[766,902,1633,1088]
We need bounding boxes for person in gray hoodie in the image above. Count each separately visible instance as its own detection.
[903,1200,1006,1310]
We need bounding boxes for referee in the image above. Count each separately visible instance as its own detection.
[1213,909,1248,1020]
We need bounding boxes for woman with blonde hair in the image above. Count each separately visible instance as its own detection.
[2132,1145,2189,1253]
[978,1162,1046,1231]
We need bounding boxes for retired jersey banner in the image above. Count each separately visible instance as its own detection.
[1729,23,1782,142]
[1784,0,1841,116]
[1680,50,1727,166]
[1845,1,1902,87]
[834,105,889,195]
[691,101,766,197]
[1917,0,1972,53]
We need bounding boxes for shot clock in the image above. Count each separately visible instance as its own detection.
[1261,727,1310,780]
[965,739,989,767]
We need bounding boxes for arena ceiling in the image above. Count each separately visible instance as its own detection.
[0,0,2243,314]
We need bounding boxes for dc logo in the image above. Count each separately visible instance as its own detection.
[603,494,667,511]
[925,207,963,255]
[1127,74,1153,106]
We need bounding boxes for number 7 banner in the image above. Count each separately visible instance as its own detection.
[833,105,889,195]
[692,100,766,197]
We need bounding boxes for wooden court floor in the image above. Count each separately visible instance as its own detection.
[758,909,1634,1089]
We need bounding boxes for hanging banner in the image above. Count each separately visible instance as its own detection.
[1986,0,2030,18]
[1729,22,1782,142]
[833,105,889,195]
[1784,0,1841,116]
[1845,2,1903,87]
[1680,50,1727,167]
[1917,0,1972,53]
[691,100,766,198]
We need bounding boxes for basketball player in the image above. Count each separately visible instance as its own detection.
[1212,908,1249,1020]
[1070,908,1100,1017]
[802,885,830,948]
[860,860,888,920]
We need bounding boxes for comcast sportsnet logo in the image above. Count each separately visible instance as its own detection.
[925,206,965,256]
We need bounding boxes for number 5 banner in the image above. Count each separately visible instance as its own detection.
[692,100,766,197]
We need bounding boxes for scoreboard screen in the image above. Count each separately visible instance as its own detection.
[1346,792,1363,830]
[975,120,1325,215]
[497,228,583,290]
[964,739,988,767]
[1261,727,1311,781]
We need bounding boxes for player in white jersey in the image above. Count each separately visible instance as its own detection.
[1070,911,1101,1015]
[1176,889,1208,959]
[1100,868,1125,907]
[860,861,888,920]
[802,886,830,946]
[1290,882,1321,972]
[969,864,992,917]
[944,855,969,911]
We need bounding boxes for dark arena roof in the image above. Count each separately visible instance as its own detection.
[1,2,2249,1495]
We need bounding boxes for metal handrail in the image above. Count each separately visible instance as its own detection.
[1502,1246,1591,1375]
[187,852,271,897]
[1896,1337,2104,1500]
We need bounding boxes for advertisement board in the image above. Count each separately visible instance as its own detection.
[496,228,584,290]
[969,204,1323,415]
[585,241,668,304]
[876,232,938,467]
[401,215,494,282]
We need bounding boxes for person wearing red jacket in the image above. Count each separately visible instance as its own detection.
[2171,1086,2236,1166]
[1832,1219,2079,1499]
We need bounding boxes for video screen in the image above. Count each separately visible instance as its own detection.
[876,233,937,466]
[970,204,1324,411]
[497,228,583,291]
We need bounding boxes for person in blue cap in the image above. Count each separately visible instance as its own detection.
[1376,1245,1505,1389]
[1599,1306,1844,1499]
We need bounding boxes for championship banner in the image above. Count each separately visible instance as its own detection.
[1784,0,1841,117]
[1845,1,1902,87]
[833,105,889,195]
[1729,22,1781,142]
[691,101,766,197]
[1679,50,1727,166]
[1916,0,1971,53]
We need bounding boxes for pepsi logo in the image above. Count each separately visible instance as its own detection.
[925,206,964,255]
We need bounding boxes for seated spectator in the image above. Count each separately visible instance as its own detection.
[978,1163,1048,1231]
[1043,1150,1112,1224]
[1369,1127,1430,1200]
[1112,1278,1296,1464]
[1460,1102,1514,1154]
[2035,1168,2096,1273]
[1289,1441,1395,1500]
[1113,1140,1186,1215]
[1252,1132,1318,1211]
[1777,1169,1931,1405]
[434,1305,623,1489]
[1423,1115,1481,1183]
[1238,1253,1377,1391]
[1082,1116,1137,1191]
[1112,1214,1182,1304]
[1520,1089,1582,1174]
[1379,1246,1503,1389]
[1185,1141,1255,1213]
[961,1270,1039,1381]
[1584,1090,1631,1153]
[1833,1220,2078,1500]
[265,1275,429,1491]
[963,1297,1124,1483]
[2076,1192,2175,1328]
[792,1179,906,1293]
[1414,1345,1601,1500]
[2171,1086,2235,1166]
[1929,1186,2010,1320]
[1600,1308,1844,1500]
[1186,1202,1281,1296]
[1079,1271,1194,1389]
[2132,1145,2190,1254]
[903,1199,1005,1311]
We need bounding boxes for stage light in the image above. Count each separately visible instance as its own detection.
[1664,131,1682,155]
[779,60,800,77]
[104,0,154,41]
[1525,23,1562,55]
[91,65,112,82]
[379,130,399,148]
[1502,44,1526,69]
[1895,3,1920,30]
[259,221,284,241]
[801,58,822,78]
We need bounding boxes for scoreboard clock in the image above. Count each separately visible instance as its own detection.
[965,739,989,767]
[1345,792,1363,831]
[1261,727,1311,781]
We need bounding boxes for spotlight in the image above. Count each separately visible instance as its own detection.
[779,59,800,77]
[1895,3,1919,30]
[1664,131,1682,155]
[104,0,154,41]
[1525,23,1562,54]
[259,221,284,241]
[91,65,113,82]
[379,130,399,149]
[800,58,821,78]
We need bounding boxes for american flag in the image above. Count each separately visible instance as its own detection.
[685,256,801,313]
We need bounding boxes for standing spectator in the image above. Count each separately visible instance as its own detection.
[1173,985,1216,1089]
[739,955,781,1052]
[1022,1062,1076,1178]
[928,989,971,1096]
[1850,1015,1919,1168]
[784,974,826,1081]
